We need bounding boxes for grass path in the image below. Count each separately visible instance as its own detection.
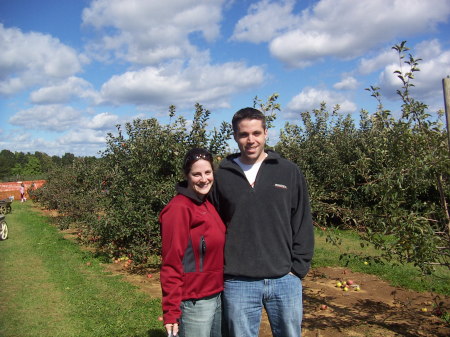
[0,202,165,337]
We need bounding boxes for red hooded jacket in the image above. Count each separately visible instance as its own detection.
[159,182,225,324]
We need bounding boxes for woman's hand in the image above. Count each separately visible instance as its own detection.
[165,323,179,336]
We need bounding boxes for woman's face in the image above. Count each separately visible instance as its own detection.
[187,159,213,197]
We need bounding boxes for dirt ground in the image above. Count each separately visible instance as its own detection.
[52,214,450,337]
[100,260,450,337]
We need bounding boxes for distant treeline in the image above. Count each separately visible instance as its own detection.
[0,149,97,182]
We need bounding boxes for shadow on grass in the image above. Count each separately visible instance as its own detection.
[146,329,166,337]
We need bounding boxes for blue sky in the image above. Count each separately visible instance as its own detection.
[1,0,450,156]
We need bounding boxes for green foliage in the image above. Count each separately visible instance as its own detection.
[31,157,104,230]
[31,42,449,275]
[253,93,280,130]
[75,105,232,265]
[277,103,360,230]
[21,156,41,176]
[0,150,15,179]
[95,117,184,263]
[0,149,78,181]
[277,41,450,273]
[23,96,287,267]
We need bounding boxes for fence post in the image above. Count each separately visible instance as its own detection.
[443,77,450,236]
[444,77,450,153]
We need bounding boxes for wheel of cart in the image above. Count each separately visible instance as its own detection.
[0,198,12,215]
[0,215,7,240]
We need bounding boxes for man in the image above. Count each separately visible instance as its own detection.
[211,107,314,337]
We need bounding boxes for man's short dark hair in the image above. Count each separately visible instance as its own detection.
[231,107,266,133]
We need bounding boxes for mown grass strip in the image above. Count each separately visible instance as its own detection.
[0,202,166,337]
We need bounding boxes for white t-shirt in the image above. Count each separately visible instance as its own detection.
[234,157,263,187]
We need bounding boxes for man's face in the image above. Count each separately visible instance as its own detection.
[234,118,267,165]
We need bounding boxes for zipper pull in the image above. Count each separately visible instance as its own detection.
[202,237,207,255]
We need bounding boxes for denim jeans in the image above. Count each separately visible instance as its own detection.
[179,292,222,337]
[223,273,302,337]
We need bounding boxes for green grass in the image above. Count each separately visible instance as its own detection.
[2,203,448,337]
[0,202,166,337]
[313,228,450,296]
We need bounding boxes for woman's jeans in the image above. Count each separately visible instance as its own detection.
[179,292,222,337]
[223,273,302,337]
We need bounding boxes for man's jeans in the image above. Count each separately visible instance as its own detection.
[179,292,222,337]
[223,273,302,337]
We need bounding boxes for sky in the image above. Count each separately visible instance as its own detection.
[1,0,450,157]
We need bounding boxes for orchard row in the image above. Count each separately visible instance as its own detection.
[31,42,450,274]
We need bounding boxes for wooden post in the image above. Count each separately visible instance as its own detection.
[444,77,450,152]
[443,77,450,236]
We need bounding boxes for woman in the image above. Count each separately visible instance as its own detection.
[159,148,225,337]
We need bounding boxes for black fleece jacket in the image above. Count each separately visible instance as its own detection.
[210,150,314,279]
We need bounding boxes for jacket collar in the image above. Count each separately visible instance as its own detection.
[220,150,279,170]
[175,180,206,205]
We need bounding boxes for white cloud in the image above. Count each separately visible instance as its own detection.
[358,50,398,75]
[81,112,120,130]
[100,59,265,108]
[234,0,450,68]
[0,24,83,95]
[0,131,50,154]
[231,0,298,43]
[59,128,106,145]
[9,104,120,135]
[4,109,118,156]
[333,76,358,90]
[285,87,357,118]
[30,77,101,105]
[2,130,106,157]
[414,43,450,103]
[8,105,82,131]
[5,130,32,144]
[82,0,225,65]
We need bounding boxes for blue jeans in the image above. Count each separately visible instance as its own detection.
[223,273,302,337]
[179,292,222,337]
